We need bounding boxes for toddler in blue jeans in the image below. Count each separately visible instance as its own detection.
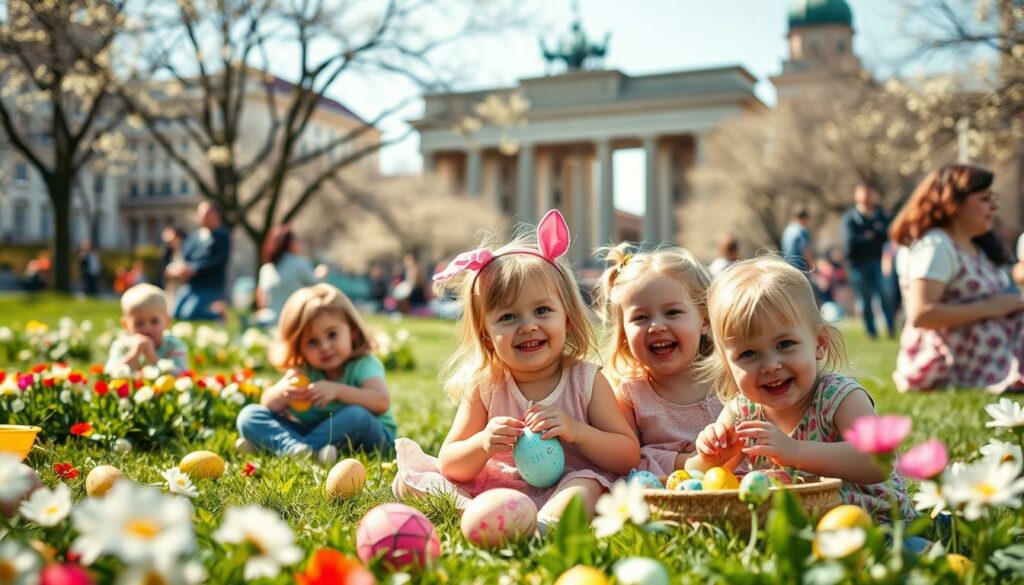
[236,283,396,465]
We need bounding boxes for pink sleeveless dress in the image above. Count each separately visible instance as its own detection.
[894,243,1024,392]
[618,377,722,476]
[392,361,618,510]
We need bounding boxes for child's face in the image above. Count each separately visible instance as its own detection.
[122,306,168,346]
[720,316,826,417]
[300,313,353,374]
[483,279,567,378]
[621,275,706,378]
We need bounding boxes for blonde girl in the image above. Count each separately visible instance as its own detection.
[688,256,914,522]
[236,283,396,464]
[594,244,721,476]
[392,211,639,522]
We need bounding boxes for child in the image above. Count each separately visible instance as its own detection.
[392,210,640,522]
[688,256,914,522]
[106,283,190,375]
[236,284,396,465]
[594,244,721,476]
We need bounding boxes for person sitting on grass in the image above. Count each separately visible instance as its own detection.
[235,284,396,465]
[105,283,190,375]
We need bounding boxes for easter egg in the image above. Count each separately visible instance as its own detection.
[626,469,664,489]
[289,373,312,412]
[460,488,537,548]
[356,503,440,571]
[763,468,794,485]
[946,554,974,577]
[0,463,40,516]
[816,505,873,532]
[612,557,670,585]
[679,479,704,491]
[554,565,609,585]
[738,471,772,505]
[86,465,125,497]
[686,469,704,480]
[702,467,739,490]
[113,438,133,454]
[665,470,690,490]
[513,429,565,488]
[178,450,225,479]
[325,458,366,500]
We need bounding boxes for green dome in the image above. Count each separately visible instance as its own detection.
[788,0,853,29]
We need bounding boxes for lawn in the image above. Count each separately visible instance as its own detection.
[0,293,1018,584]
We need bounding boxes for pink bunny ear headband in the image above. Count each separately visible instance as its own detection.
[433,209,571,283]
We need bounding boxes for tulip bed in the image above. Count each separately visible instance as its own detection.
[1,294,1022,584]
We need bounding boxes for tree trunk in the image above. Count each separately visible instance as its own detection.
[48,175,73,293]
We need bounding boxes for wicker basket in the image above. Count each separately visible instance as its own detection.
[644,476,842,528]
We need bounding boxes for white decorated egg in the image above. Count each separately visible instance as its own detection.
[460,488,537,548]
[513,429,565,488]
[613,557,670,585]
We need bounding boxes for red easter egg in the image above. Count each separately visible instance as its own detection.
[356,503,440,571]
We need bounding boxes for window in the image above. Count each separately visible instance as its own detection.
[13,201,28,240]
[129,183,139,198]
[146,182,156,197]
[161,181,171,196]
[180,180,190,194]
[15,163,27,182]
[40,204,51,238]
[130,219,140,248]
[147,142,155,155]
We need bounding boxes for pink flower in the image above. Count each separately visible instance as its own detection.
[41,563,94,585]
[842,415,912,455]
[896,439,949,480]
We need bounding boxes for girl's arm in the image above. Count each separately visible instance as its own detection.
[737,389,886,485]
[307,378,390,414]
[906,279,1024,329]
[437,389,524,483]
[575,373,640,475]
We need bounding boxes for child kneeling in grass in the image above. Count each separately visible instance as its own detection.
[106,283,190,375]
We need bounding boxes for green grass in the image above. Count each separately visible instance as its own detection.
[0,293,1017,583]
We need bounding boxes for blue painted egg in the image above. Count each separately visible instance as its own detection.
[613,557,670,585]
[679,479,704,491]
[513,429,565,488]
[739,471,772,505]
[626,468,664,489]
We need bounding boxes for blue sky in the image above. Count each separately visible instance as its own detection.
[331,1,921,213]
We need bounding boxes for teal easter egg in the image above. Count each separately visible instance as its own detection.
[687,469,704,480]
[514,429,565,488]
[679,478,704,491]
[739,471,772,505]
[627,468,664,489]
[613,557,670,585]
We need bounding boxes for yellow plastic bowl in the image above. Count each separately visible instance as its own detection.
[0,425,41,461]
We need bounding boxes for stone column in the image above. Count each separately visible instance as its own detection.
[516,143,535,222]
[596,139,614,249]
[643,136,659,246]
[536,150,553,214]
[571,150,591,265]
[466,148,482,198]
[658,141,675,243]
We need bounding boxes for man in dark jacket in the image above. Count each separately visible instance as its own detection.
[168,201,231,321]
[841,183,895,339]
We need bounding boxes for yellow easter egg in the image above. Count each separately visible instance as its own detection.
[178,450,225,479]
[946,554,974,577]
[325,458,366,500]
[816,505,873,532]
[289,373,310,386]
[702,467,740,490]
[665,470,691,490]
[289,373,312,412]
[86,465,125,497]
[554,565,609,585]
[291,400,313,412]
[154,374,176,394]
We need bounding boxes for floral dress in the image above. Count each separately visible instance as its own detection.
[894,244,1024,393]
[731,372,916,522]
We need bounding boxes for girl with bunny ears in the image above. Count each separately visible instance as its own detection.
[392,210,640,523]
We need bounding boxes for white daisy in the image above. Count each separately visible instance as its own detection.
[912,480,947,518]
[814,527,866,559]
[117,560,206,585]
[985,398,1024,430]
[944,458,1024,520]
[213,505,303,580]
[0,454,34,505]
[19,483,72,527]
[71,481,195,569]
[0,539,41,585]
[592,479,650,538]
[141,366,161,381]
[979,438,1023,473]
[160,468,198,499]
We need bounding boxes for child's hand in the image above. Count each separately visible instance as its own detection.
[306,381,338,408]
[695,422,742,465]
[524,405,579,442]
[479,416,525,455]
[124,334,157,367]
[736,421,797,467]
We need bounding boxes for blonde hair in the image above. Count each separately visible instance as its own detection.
[270,283,376,370]
[438,226,598,404]
[702,256,845,402]
[121,283,169,315]
[594,243,712,383]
